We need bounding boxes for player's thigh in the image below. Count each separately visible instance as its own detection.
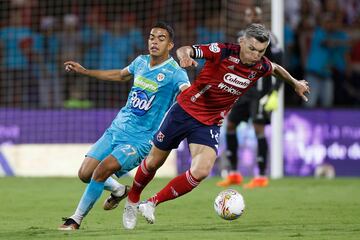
[86,129,114,162]
[227,101,250,131]
[93,155,121,182]
[189,143,217,180]
[78,157,100,182]
[111,140,152,177]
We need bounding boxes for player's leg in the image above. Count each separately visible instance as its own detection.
[138,121,219,224]
[244,100,270,189]
[139,143,217,224]
[127,103,185,206]
[78,157,99,183]
[59,155,121,230]
[127,146,171,204]
[123,145,170,228]
[84,130,128,202]
[217,101,248,186]
[254,123,268,176]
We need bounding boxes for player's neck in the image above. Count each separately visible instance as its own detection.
[150,55,170,67]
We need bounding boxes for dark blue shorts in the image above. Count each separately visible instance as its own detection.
[153,103,220,154]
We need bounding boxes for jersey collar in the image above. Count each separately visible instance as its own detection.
[148,56,173,71]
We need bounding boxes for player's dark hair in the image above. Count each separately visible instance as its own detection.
[153,21,175,41]
[244,23,269,43]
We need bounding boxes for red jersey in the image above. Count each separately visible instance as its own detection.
[177,43,273,125]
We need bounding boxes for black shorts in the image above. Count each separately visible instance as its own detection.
[227,98,271,125]
[153,103,220,154]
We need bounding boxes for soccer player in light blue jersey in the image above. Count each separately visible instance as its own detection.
[59,22,190,230]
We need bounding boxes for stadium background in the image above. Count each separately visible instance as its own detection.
[0,0,359,177]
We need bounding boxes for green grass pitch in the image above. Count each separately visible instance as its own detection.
[0,177,359,240]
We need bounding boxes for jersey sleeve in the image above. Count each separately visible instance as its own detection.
[127,55,142,74]
[262,56,273,77]
[173,68,190,91]
[192,42,225,62]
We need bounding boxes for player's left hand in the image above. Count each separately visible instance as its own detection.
[295,80,310,102]
[217,118,225,126]
[179,57,198,68]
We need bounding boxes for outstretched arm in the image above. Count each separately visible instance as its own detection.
[176,46,198,68]
[271,62,310,102]
[64,61,132,82]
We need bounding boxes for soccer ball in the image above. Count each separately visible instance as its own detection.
[214,189,245,220]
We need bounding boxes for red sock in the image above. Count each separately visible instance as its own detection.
[128,160,156,203]
[149,170,200,206]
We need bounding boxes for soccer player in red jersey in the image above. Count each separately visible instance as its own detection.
[122,23,310,228]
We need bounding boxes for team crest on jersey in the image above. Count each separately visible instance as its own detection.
[157,73,165,82]
[209,43,220,53]
[248,71,257,79]
[157,131,165,142]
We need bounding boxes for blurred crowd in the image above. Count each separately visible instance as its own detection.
[0,0,359,108]
[284,0,360,107]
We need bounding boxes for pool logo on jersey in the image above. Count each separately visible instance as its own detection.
[157,73,165,82]
[130,90,156,116]
[156,131,165,142]
[209,43,220,53]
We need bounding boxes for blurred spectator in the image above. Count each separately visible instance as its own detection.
[82,5,106,69]
[328,18,351,106]
[195,12,225,44]
[284,0,301,30]
[0,8,34,106]
[345,18,360,105]
[195,12,225,70]
[304,14,334,108]
[58,14,90,108]
[95,15,144,107]
[35,16,63,108]
[339,0,360,25]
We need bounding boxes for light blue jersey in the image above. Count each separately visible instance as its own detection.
[87,55,189,176]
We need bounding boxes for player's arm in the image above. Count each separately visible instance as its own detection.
[176,46,199,68]
[270,62,310,102]
[64,61,132,82]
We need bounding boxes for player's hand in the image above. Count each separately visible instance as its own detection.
[295,80,310,102]
[64,61,87,74]
[179,57,198,68]
[217,118,225,127]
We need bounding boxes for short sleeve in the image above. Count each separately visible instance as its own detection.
[173,68,190,91]
[262,56,273,77]
[127,55,142,74]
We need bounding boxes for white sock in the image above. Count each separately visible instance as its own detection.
[104,177,125,197]
[71,211,83,225]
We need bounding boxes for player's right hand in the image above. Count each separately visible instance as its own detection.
[179,57,198,68]
[64,61,86,74]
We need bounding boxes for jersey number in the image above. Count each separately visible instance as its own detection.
[120,144,137,156]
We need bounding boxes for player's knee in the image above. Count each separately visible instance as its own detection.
[78,169,91,183]
[190,166,211,181]
[145,158,161,171]
[145,152,167,171]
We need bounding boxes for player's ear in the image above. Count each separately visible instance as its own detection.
[168,41,174,51]
[239,37,244,46]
